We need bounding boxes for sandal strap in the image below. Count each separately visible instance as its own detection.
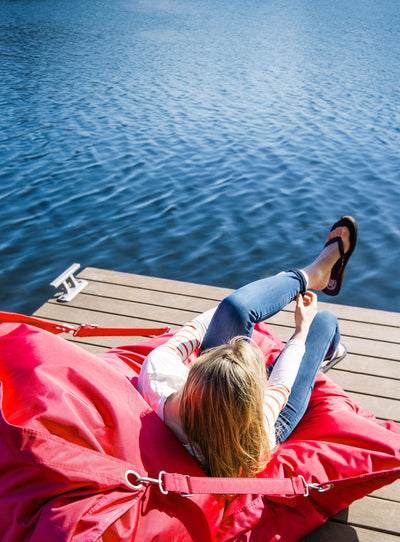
[324,236,345,265]
[321,343,348,373]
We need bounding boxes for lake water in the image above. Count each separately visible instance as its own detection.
[1,0,399,316]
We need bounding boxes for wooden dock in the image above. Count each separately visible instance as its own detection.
[33,267,400,541]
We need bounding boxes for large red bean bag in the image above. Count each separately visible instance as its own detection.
[0,321,399,541]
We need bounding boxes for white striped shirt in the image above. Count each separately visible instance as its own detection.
[137,309,305,451]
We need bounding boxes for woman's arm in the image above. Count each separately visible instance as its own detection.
[268,291,317,388]
[160,307,216,362]
[263,292,318,431]
[137,307,216,419]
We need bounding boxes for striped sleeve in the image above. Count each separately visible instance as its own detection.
[137,308,216,420]
[160,307,216,361]
[263,384,290,437]
[161,322,204,361]
[263,339,306,447]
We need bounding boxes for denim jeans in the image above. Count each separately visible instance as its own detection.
[201,270,340,443]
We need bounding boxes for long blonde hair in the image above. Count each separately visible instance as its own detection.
[179,337,270,478]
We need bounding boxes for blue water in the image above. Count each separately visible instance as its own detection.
[1,0,399,315]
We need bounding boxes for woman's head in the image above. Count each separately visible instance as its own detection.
[179,337,270,478]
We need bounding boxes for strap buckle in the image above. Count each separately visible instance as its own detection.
[72,324,97,337]
[299,475,334,497]
[180,475,194,497]
[125,470,168,495]
[54,324,76,335]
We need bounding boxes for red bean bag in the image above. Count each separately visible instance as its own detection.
[0,321,399,542]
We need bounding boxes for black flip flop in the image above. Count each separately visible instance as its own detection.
[322,215,358,296]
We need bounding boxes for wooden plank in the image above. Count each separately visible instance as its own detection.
[78,267,233,300]
[301,520,400,541]
[341,391,399,422]
[269,307,399,344]
[371,479,400,501]
[34,302,174,328]
[331,354,400,380]
[328,371,400,401]
[67,334,152,350]
[246,289,396,328]
[317,300,400,327]
[332,495,400,533]
[67,341,110,354]
[262,321,400,362]
[81,281,219,313]
[342,335,400,361]
[36,295,198,329]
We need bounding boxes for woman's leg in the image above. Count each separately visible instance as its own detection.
[201,223,351,352]
[201,269,307,351]
[275,310,340,443]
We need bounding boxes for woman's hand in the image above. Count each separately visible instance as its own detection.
[292,291,318,342]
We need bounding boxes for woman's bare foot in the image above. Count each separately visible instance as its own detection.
[302,226,351,291]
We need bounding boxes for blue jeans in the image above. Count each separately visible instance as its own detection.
[201,270,340,443]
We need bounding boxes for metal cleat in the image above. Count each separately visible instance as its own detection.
[50,263,88,302]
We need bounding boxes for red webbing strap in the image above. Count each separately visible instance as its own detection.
[161,472,309,496]
[157,466,400,497]
[72,324,170,337]
[0,311,73,334]
[0,311,170,337]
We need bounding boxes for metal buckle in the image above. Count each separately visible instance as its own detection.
[72,323,97,337]
[125,470,168,495]
[299,475,334,497]
[181,475,194,497]
[54,324,75,335]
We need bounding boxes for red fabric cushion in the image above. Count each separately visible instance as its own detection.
[0,322,399,541]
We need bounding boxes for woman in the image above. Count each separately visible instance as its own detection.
[138,216,358,478]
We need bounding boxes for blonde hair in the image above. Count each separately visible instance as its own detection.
[179,337,270,478]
